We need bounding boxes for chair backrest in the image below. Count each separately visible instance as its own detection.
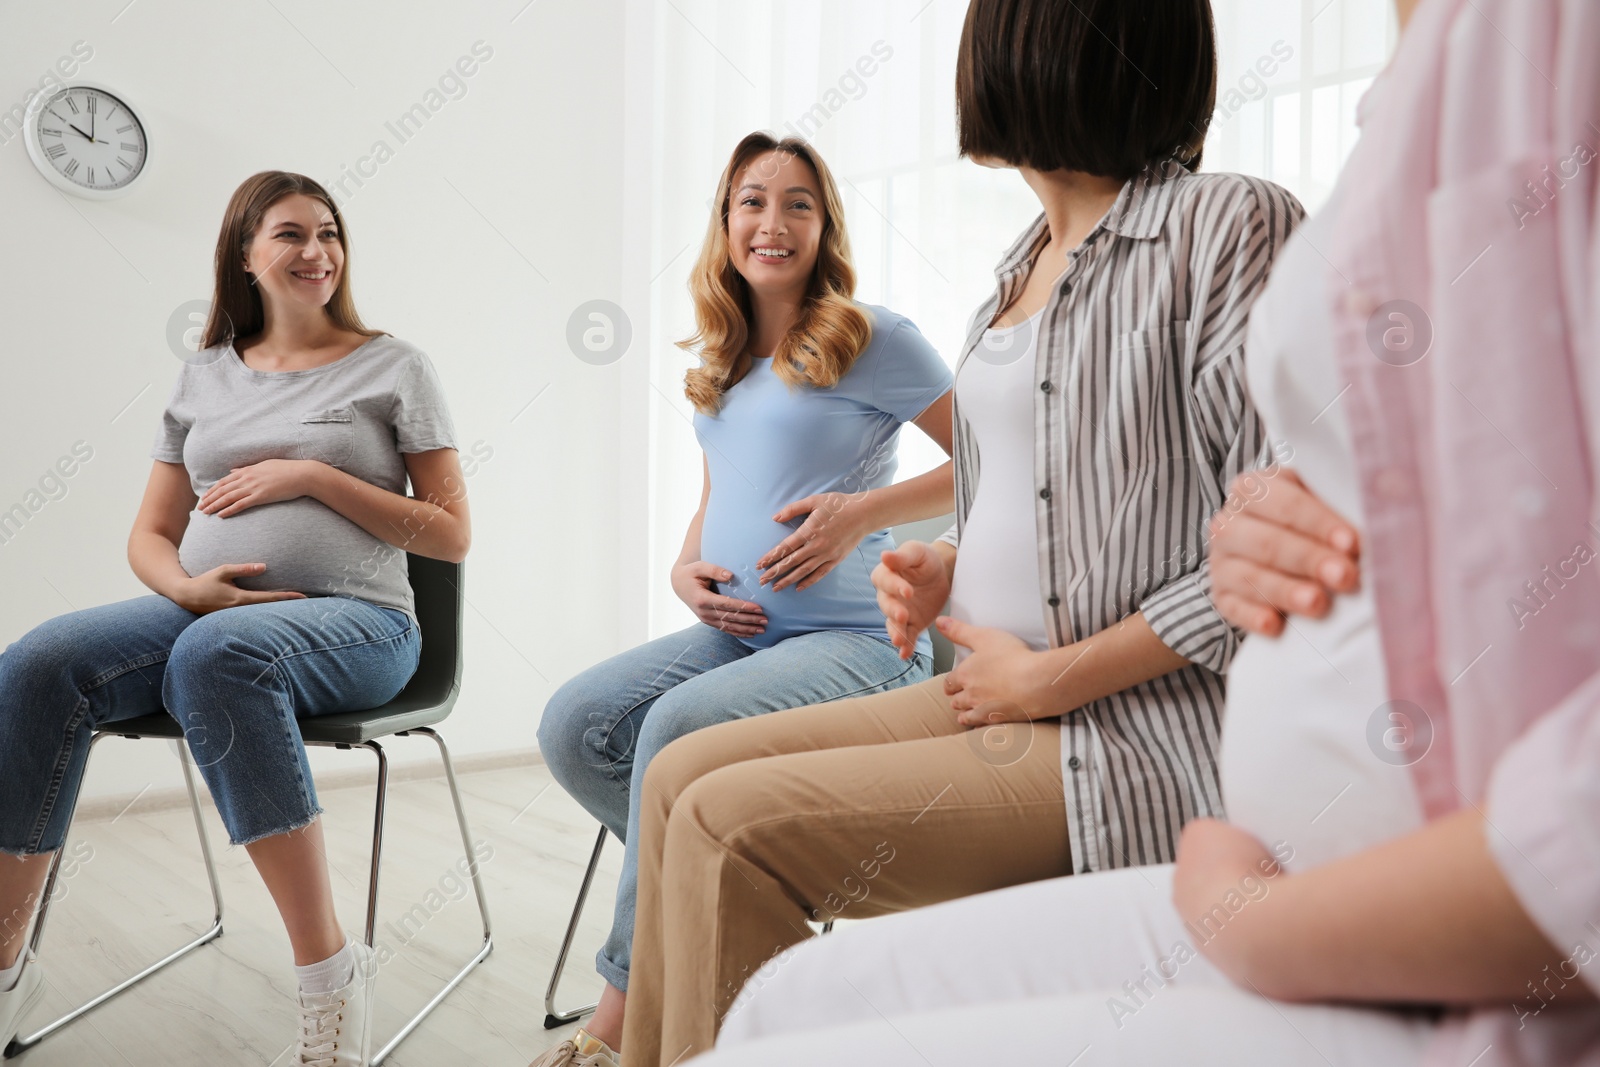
[394,554,465,711]
[887,515,956,675]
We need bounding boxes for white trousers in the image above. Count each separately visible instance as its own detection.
[690,864,1438,1066]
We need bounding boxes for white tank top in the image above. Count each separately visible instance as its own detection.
[1221,199,1425,873]
[945,310,1052,659]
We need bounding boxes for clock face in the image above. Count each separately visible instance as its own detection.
[33,86,147,193]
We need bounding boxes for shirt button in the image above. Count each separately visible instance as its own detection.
[1048,594,1061,607]
[1068,756,1082,770]
[1040,380,1052,393]
[1039,487,1052,500]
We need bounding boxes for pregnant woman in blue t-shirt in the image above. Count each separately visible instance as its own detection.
[534,132,955,1063]
[0,172,468,1066]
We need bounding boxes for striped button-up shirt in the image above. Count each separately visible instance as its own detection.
[941,163,1304,871]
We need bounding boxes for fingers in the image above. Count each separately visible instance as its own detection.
[708,619,765,637]
[773,553,831,592]
[215,492,255,517]
[1212,510,1359,593]
[1215,556,1331,619]
[756,532,807,572]
[705,592,764,616]
[871,562,916,603]
[198,471,236,509]
[769,495,817,526]
[933,615,974,648]
[201,484,250,515]
[700,595,767,637]
[792,558,837,591]
[1212,590,1287,637]
[240,590,309,603]
[884,616,923,660]
[220,563,267,580]
[883,541,929,574]
[690,562,735,584]
[1218,470,1361,561]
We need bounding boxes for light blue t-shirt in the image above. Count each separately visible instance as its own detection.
[693,304,953,653]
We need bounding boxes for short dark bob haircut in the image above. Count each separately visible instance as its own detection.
[957,0,1218,181]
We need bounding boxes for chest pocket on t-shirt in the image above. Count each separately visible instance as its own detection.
[298,407,355,467]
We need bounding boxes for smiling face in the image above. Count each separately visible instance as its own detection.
[242,193,345,313]
[726,149,825,302]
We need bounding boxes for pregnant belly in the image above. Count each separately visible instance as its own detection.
[700,518,890,648]
[179,498,384,597]
[1219,592,1424,873]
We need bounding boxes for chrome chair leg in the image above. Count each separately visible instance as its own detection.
[6,736,224,1059]
[366,728,495,1065]
[543,826,609,1029]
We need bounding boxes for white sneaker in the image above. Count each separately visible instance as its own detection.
[0,950,45,1052]
[293,940,377,1066]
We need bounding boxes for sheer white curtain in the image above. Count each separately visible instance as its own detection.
[636,0,1398,639]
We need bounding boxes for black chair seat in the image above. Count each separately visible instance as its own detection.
[106,697,456,746]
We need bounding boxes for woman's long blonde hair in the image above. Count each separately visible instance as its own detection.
[681,133,871,415]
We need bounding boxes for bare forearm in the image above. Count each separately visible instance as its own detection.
[306,464,468,562]
[1240,810,1580,1004]
[127,531,191,600]
[1033,612,1189,718]
[858,461,954,530]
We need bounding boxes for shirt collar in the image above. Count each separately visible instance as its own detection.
[992,160,1185,280]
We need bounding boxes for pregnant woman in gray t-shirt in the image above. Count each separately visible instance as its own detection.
[0,171,468,1067]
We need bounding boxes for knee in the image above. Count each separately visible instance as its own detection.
[537,677,626,786]
[0,613,99,714]
[638,716,738,822]
[163,615,226,685]
[634,687,740,768]
[161,613,276,708]
[651,756,766,854]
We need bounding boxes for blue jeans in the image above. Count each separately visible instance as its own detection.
[537,623,931,991]
[0,594,420,854]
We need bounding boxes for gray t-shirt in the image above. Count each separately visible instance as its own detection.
[150,334,458,625]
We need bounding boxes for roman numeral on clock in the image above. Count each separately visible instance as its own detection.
[63,159,79,177]
[45,143,66,160]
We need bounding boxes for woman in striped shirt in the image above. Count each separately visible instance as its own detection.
[616,2,1303,1064]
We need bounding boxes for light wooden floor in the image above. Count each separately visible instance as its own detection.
[10,758,623,1066]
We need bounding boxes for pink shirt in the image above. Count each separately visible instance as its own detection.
[1328,0,1600,1060]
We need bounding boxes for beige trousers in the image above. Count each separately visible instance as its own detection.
[620,675,1072,1067]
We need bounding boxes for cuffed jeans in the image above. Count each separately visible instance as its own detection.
[0,594,420,854]
[536,623,931,991]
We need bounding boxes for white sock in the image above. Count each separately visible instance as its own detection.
[0,953,24,993]
[295,940,355,995]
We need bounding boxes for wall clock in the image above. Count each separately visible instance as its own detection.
[24,82,149,199]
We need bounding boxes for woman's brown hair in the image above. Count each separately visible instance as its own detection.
[680,133,871,416]
[956,0,1218,180]
[201,171,382,349]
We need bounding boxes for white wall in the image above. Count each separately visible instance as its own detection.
[0,0,639,801]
